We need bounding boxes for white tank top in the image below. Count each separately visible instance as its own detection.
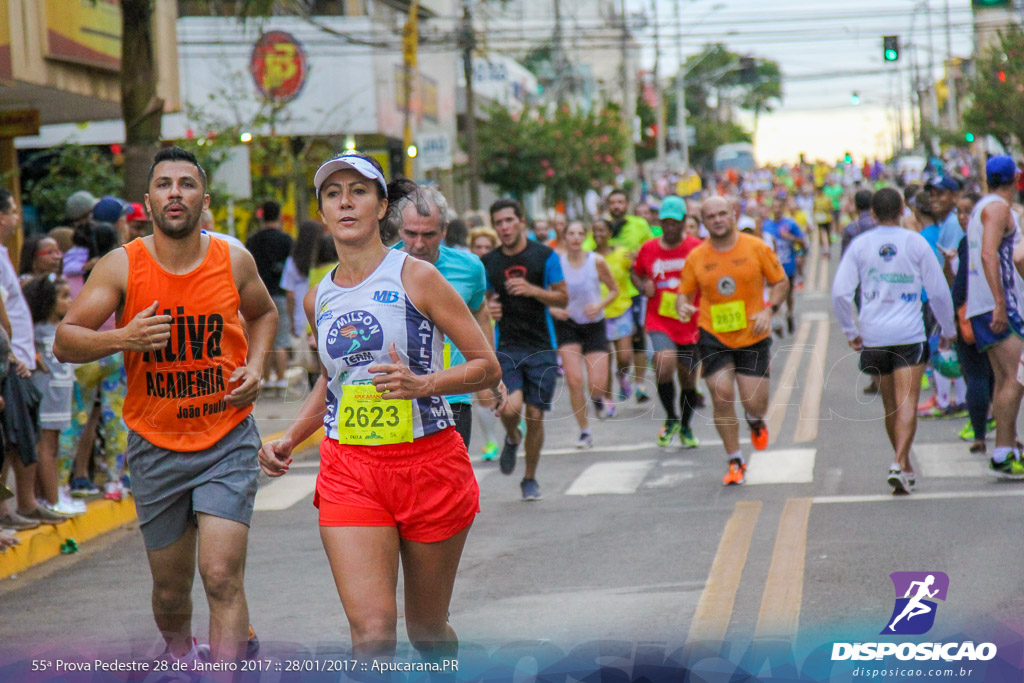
[560,252,604,324]
[315,249,454,441]
[965,194,1024,318]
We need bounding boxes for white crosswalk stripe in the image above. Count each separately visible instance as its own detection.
[745,449,817,485]
[254,474,318,511]
[565,460,657,496]
[912,442,988,478]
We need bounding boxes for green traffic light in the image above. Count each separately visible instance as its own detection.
[884,49,898,61]
[965,132,976,143]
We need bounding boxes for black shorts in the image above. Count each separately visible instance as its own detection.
[697,329,772,378]
[497,347,559,411]
[554,319,609,355]
[859,343,930,376]
[449,402,472,448]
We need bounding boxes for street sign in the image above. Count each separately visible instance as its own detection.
[0,109,40,138]
[416,133,452,171]
[211,145,252,200]
[250,31,308,103]
[667,125,697,146]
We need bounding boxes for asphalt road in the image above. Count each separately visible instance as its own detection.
[2,239,1022,682]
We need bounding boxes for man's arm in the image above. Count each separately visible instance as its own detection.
[228,244,278,406]
[830,245,862,345]
[519,280,568,308]
[54,249,172,363]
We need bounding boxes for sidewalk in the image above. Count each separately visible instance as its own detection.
[0,378,321,581]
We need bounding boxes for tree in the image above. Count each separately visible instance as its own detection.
[682,44,783,124]
[477,103,627,205]
[962,26,1024,148]
[24,146,122,227]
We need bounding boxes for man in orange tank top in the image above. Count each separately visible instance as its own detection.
[54,147,278,664]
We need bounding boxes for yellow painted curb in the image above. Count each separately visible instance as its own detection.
[0,427,324,581]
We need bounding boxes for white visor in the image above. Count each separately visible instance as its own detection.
[314,155,388,197]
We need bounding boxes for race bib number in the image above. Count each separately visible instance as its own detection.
[711,301,747,333]
[337,385,414,445]
[658,292,681,320]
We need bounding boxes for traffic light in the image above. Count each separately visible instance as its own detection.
[844,152,853,164]
[883,35,900,62]
[851,91,861,105]
[998,70,1007,83]
[965,132,976,143]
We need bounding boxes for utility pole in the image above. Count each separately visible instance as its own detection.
[944,0,957,129]
[619,0,637,182]
[926,2,940,131]
[675,0,689,171]
[401,0,419,178]
[459,0,480,210]
[653,0,666,165]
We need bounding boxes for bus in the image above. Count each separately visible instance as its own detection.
[713,143,757,173]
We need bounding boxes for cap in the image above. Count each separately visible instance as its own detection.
[65,190,98,221]
[926,176,961,193]
[986,155,1019,186]
[126,202,148,222]
[659,195,687,221]
[313,154,388,197]
[92,196,130,224]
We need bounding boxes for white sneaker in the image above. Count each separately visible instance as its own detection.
[104,481,124,501]
[887,468,911,495]
[55,491,87,515]
[576,432,593,449]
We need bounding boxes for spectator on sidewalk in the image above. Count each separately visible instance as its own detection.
[246,200,293,392]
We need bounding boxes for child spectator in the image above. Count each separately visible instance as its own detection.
[23,275,81,515]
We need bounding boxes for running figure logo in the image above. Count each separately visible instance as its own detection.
[882,571,949,635]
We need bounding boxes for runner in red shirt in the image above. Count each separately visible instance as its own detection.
[631,196,704,447]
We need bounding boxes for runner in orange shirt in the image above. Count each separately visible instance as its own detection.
[677,196,789,485]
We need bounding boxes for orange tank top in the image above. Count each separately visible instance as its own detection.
[121,236,251,451]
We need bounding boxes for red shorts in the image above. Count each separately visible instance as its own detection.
[314,427,480,543]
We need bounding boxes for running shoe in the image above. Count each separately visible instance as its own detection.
[773,320,784,339]
[636,388,650,404]
[943,404,969,419]
[604,402,616,418]
[195,626,260,661]
[104,480,124,501]
[618,378,633,401]
[863,379,879,395]
[520,478,542,501]
[577,431,593,450]
[657,420,681,447]
[958,420,975,442]
[481,441,498,461]
[988,454,1024,480]
[920,373,931,390]
[887,468,911,495]
[907,472,916,490]
[593,399,609,420]
[970,442,986,454]
[679,426,700,449]
[786,316,795,334]
[69,477,100,498]
[749,420,769,451]
[722,458,747,486]
[916,395,937,415]
[19,505,73,524]
[499,435,520,475]
[694,389,706,408]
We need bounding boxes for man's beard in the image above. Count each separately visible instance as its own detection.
[152,206,200,239]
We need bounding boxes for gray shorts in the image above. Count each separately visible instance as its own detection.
[127,415,261,551]
[648,331,700,371]
[272,294,291,349]
[32,372,72,431]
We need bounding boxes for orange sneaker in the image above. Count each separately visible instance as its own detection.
[750,421,769,451]
[722,458,747,486]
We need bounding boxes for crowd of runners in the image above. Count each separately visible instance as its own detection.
[5,143,1024,666]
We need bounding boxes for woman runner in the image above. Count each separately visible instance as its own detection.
[258,152,501,659]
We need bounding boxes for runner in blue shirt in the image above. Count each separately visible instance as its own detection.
[391,183,507,447]
[762,199,806,334]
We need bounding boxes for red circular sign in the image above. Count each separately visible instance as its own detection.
[250,30,308,103]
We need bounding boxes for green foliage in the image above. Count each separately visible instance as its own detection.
[477,103,628,204]
[24,145,122,228]
[682,44,783,120]
[963,27,1024,148]
[635,93,658,163]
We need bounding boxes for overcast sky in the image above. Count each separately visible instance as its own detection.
[631,0,979,162]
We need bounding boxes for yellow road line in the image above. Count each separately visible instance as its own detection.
[686,501,762,644]
[794,320,830,442]
[754,497,813,639]
[766,321,813,443]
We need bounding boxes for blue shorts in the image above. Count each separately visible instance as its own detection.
[969,310,1024,352]
[497,347,559,411]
